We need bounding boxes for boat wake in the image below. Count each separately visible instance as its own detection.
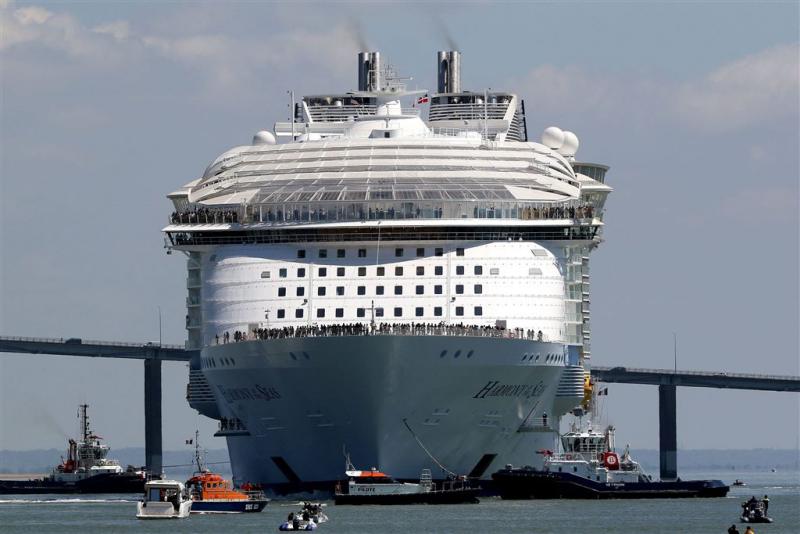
[0,497,135,504]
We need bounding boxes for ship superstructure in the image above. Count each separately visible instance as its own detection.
[165,51,612,491]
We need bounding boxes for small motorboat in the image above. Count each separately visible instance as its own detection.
[733,479,746,487]
[279,513,318,531]
[740,497,773,523]
[136,479,192,519]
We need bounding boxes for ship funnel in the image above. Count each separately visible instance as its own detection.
[437,50,461,93]
[357,51,382,92]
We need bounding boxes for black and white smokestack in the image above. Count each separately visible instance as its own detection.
[437,51,461,94]
[357,52,382,92]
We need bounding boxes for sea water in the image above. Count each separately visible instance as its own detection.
[1,470,797,533]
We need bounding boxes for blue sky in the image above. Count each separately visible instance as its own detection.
[1,1,798,453]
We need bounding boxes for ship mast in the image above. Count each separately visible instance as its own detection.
[79,404,90,442]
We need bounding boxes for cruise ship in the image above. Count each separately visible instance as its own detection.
[164,51,612,492]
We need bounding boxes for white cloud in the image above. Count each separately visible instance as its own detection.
[672,44,800,131]
[92,20,130,42]
[13,5,51,25]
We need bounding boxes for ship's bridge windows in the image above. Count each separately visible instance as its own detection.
[358,267,367,276]
[277,309,286,319]
[455,285,464,294]
[474,266,483,275]
[376,285,385,295]
[416,285,424,295]
[357,308,366,318]
[261,271,271,279]
[297,268,306,278]
[394,307,403,317]
[319,249,327,258]
[456,266,465,275]
[358,249,367,258]
[435,266,444,276]
[317,287,326,296]
[297,250,306,259]
[474,306,483,316]
[434,285,443,294]
[395,266,403,276]
[296,287,305,297]
[337,267,345,277]
[278,287,287,297]
[416,266,425,276]
[455,306,464,316]
[316,308,325,318]
[358,286,366,295]
[336,308,344,318]
[279,268,288,278]
[319,267,327,277]
[434,306,443,316]
[456,247,465,256]
[394,285,403,295]
[295,309,304,318]
[375,307,384,317]
[474,284,483,294]
[435,248,444,257]
[377,267,385,276]
[337,249,346,258]
[395,248,404,257]
[415,307,424,317]
[336,286,345,296]
[416,248,425,257]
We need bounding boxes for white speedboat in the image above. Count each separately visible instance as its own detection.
[136,479,192,519]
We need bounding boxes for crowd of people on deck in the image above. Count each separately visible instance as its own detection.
[218,417,245,432]
[214,323,546,345]
[171,207,239,224]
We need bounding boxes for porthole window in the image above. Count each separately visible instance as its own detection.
[395,266,403,276]
[455,306,464,316]
[337,267,345,277]
[454,350,461,358]
[318,267,327,277]
[278,287,287,297]
[277,309,285,319]
[434,306,443,316]
[317,287,326,296]
[456,266,464,275]
[394,285,403,295]
[358,267,367,276]
[393,307,402,317]
[415,307,424,317]
[416,285,424,295]
[376,286,385,295]
[466,350,474,358]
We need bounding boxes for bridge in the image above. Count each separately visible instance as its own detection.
[1,336,798,480]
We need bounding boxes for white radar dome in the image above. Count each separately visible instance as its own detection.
[558,130,579,157]
[252,130,276,146]
[541,126,565,150]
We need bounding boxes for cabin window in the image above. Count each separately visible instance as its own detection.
[474,306,483,316]
[474,284,483,294]
[278,287,287,297]
[318,267,327,277]
[435,266,444,275]
[297,250,306,258]
[261,271,270,279]
[338,249,346,258]
[295,309,304,318]
[456,266,465,275]
[296,287,305,297]
[358,267,367,276]
[415,307,424,317]
[336,286,345,296]
[318,249,327,258]
[357,308,366,318]
[434,307,443,316]
[474,266,483,275]
[416,266,424,275]
[337,267,345,276]
[416,285,424,295]
[395,266,403,276]
[455,306,464,316]
[375,307,384,317]
[279,268,287,278]
[377,267,385,276]
[277,309,285,318]
[336,308,344,318]
[317,287,326,296]
[456,247,465,256]
[395,248,404,257]
[394,307,402,317]
[455,285,464,294]
[394,285,403,295]
[434,285,443,294]
[358,286,366,295]
[416,248,425,257]
[297,268,306,278]
[316,308,325,318]
[435,247,444,256]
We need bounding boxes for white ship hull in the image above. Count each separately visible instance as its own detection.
[202,335,578,489]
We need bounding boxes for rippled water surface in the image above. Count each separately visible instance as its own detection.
[1,470,797,533]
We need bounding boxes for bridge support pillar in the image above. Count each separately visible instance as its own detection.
[144,359,162,476]
[658,384,677,481]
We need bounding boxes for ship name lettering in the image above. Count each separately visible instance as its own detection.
[472,380,545,399]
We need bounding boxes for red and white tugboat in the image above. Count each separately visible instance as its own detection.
[0,404,147,494]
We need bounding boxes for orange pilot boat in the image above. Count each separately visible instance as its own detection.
[185,432,269,514]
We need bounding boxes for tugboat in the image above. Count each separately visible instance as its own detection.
[492,424,729,499]
[0,404,147,494]
[334,457,479,505]
[185,431,269,513]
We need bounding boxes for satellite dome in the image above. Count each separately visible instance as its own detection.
[252,130,276,146]
[558,131,579,157]
[541,127,565,150]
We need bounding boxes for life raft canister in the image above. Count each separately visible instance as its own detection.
[603,451,620,470]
